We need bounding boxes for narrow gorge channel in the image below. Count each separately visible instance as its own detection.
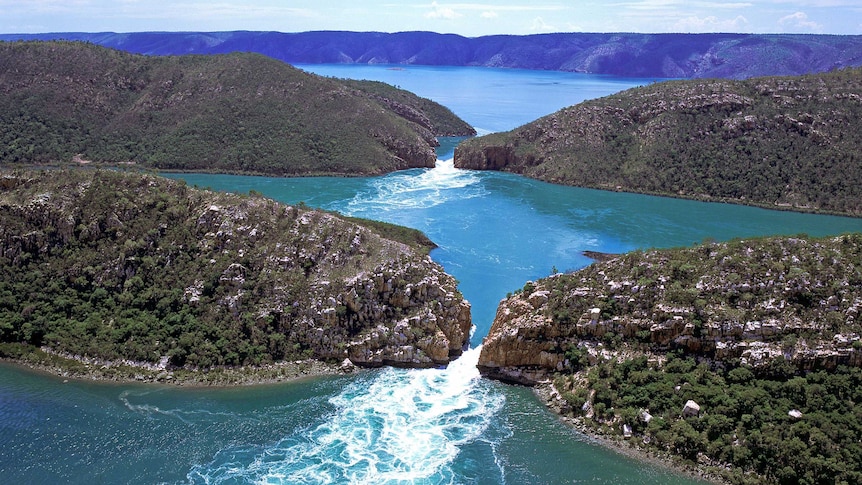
[4,65,862,484]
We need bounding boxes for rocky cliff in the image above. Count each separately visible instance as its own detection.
[0,170,471,373]
[478,234,862,385]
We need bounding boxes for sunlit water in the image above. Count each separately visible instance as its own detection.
[3,65,862,484]
[297,64,656,134]
[187,348,504,484]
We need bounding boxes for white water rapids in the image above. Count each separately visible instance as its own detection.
[187,347,506,484]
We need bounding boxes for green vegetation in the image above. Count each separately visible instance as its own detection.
[340,215,437,255]
[339,78,473,137]
[482,234,862,483]
[455,68,862,216]
[556,356,862,485]
[540,234,862,343]
[0,169,459,373]
[0,41,474,176]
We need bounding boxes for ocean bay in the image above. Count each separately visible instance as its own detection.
[4,65,862,484]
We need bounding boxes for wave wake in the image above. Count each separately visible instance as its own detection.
[187,347,505,484]
[338,159,486,217]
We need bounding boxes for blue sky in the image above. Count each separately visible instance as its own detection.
[1,1,860,35]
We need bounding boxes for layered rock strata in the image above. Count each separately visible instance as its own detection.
[478,235,862,384]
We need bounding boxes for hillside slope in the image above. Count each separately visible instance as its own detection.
[4,31,862,79]
[0,170,471,378]
[478,234,862,483]
[0,41,474,175]
[455,68,862,216]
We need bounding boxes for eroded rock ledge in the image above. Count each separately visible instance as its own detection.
[0,170,471,375]
[478,234,862,385]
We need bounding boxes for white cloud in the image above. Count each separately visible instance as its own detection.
[425,1,462,19]
[674,14,749,32]
[613,1,753,11]
[530,16,555,32]
[778,11,822,31]
[2,0,858,36]
[0,0,90,14]
[411,2,566,16]
[770,1,858,6]
[426,3,565,13]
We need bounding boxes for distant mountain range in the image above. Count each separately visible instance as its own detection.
[3,31,862,79]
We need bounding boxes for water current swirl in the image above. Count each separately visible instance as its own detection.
[339,158,487,216]
[186,348,504,484]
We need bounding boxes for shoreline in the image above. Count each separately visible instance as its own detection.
[0,344,353,387]
[0,345,749,482]
[532,382,730,485]
[9,162,862,219]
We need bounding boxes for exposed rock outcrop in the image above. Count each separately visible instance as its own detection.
[478,235,862,384]
[0,170,471,372]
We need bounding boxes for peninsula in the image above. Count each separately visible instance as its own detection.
[478,234,862,484]
[455,67,862,216]
[0,170,472,383]
[0,41,474,176]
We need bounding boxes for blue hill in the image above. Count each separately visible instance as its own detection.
[3,31,862,79]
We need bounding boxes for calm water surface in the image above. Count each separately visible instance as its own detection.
[3,65,861,484]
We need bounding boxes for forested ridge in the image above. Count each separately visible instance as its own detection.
[478,234,862,484]
[4,31,862,80]
[0,41,474,176]
[0,169,471,381]
[455,67,862,216]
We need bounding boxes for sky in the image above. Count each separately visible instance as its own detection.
[1,1,860,36]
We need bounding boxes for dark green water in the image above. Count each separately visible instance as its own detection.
[3,65,861,484]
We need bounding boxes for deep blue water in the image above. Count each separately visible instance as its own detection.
[3,65,861,484]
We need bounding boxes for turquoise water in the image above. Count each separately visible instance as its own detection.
[168,156,862,340]
[296,64,658,134]
[3,65,862,484]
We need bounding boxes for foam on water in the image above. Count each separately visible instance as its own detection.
[187,347,505,484]
[338,159,486,216]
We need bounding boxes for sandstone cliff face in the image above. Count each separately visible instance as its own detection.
[203,204,472,367]
[0,170,471,370]
[477,289,569,385]
[478,235,862,384]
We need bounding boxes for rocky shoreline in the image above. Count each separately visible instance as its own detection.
[476,234,862,484]
[532,382,727,484]
[0,344,355,387]
[479,235,862,386]
[0,170,473,375]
